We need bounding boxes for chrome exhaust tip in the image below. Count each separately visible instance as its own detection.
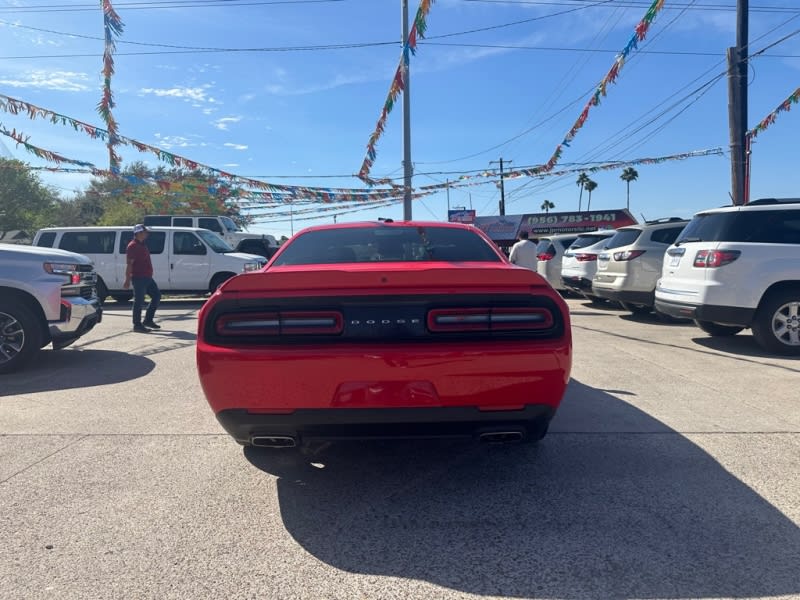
[251,435,297,448]
[478,430,525,444]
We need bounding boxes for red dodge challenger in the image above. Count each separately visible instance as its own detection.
[196,221,572,448]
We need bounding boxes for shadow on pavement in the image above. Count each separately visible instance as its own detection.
[692,334,800,361]
[244,380,800,599]
[0,349,155,397]
[618,312,694,327]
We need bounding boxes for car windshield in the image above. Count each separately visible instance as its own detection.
[569,234,612,250]
[220,216,240,233]
[197,230,235,253]
[272,225,502,266]
[535,240,554,254]
[604,229,642,249]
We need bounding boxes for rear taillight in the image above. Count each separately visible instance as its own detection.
[427,307,554,333]
[215,311,343,336]
[537,253,555,261]
[612,250,645,261]
[574,253,597,262]
[693,250,741,268]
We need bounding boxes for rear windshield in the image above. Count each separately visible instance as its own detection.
[272,226,502,266]
[677,210,800,245]
[569,234,611,250]
[604,229,642,249]
[535,240,554,254]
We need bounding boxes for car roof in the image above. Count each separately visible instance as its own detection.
[297,220,479,234]
[37,226,214,233]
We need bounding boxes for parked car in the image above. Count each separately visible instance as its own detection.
[142,214,279,258]
[655,198,800,355]
[0,243,102,374]
[536,233,579,292]
[33,226,266,303]
[560,230,617,302]
[592,218,688,314]
[197,221,572,449]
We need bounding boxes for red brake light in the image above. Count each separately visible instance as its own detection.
[215,311,343,336]
[693,250,741,268]
[575,253,597,262]
[537,253,555,261]
[427,307,554,333]
[70,273,81,284]
[612,250,645,261]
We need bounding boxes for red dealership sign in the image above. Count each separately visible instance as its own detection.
[474,209,637,243]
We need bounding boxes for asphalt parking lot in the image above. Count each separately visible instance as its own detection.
[1,297,799,600]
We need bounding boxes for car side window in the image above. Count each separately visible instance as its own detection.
[173,232,207,255]
[198,218,223,233]
[36,232,56,247]
[119,232,166,254]
[741,211,800,244]
[650,227,685,245]
[59,231,116,254]
[173,217,193,227]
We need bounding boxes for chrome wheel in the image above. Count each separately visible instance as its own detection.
[771,301,800,347]
[0,311,25,365]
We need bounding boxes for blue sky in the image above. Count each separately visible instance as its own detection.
[0,0,798,238]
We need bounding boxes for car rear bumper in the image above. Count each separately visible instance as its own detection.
[653,299,755,326]
[198,340,571,423]
[593,287,654,307]
[216,405,555,445]
[561,275,592,292]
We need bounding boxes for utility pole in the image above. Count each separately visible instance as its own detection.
[727,0,748,205]
[401,0,413,220]
[446,179,451,214]
[489,158,511,216]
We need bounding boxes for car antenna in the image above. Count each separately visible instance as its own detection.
[640,212,647,223]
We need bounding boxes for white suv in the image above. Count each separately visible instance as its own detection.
[535,233,578,292]
[592,218,688,314]
[654,198,800,355]
[560,231,616,301]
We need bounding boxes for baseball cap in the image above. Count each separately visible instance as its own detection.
[133,224,148,234]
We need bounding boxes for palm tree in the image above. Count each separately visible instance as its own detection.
[576,173,590,211]
[540,199,555,213]
[584,179,598,211]
[620,167,639,211]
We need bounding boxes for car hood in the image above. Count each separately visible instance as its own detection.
[223,252,266,262]
[0,243,93,264]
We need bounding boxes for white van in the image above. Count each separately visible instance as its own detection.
[142,214,278,257]
[32,226,266,303]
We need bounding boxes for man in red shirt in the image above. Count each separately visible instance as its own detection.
[123,224,162,333]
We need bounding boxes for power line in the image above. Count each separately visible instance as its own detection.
[0,0,347,13]
[460,0,800,13]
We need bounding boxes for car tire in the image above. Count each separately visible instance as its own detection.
[621,302,651,315]
[96,278,108,304]
[751,290,800,355]
[209,272,235,293]
[694,320,744,337]
[0,300,43,374]
[111,294,132,304]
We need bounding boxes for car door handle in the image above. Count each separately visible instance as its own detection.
[171,263,174,269]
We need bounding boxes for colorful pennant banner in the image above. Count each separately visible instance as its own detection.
[542,0,666,173]
[0,93,409,203]
[357,0,435,184]
[748,85,800,139]
[418,147,724,192]
[99,0,124,172]
[0,124,99,168]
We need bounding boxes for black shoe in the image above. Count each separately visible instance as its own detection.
[133,324,151,333]
[143,321,161,330]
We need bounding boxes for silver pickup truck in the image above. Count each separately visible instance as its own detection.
[0,243,102,374]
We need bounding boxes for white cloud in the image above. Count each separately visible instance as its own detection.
[139,84,220,104]
[224,143,248,151]
[240,93,257,102]
[212,116,242,131]
[153,133,208,150]
[0,70,90,92]
[223,163,240,167]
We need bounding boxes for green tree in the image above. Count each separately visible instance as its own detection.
[97,198,144,225]
[584,179,598,211]
[540,199,555,213]
[576,172,590,212]
[620,167,639,211]
[0,158,60,233]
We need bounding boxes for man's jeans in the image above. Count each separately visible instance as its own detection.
[131,277,161,326]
